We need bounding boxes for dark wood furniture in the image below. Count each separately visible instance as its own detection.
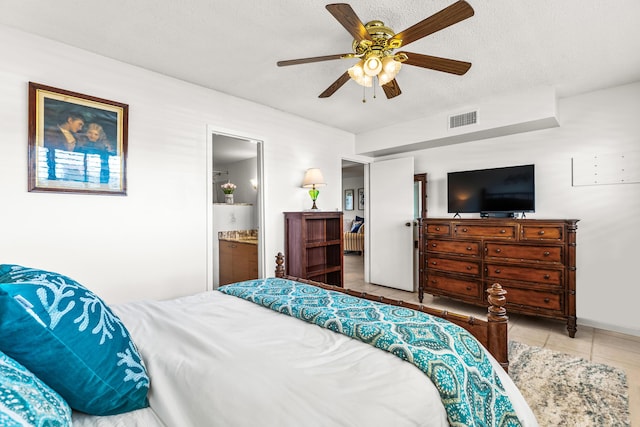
[419,218,579,337]
[275,252,511,371]
[219,240,258,285]
[284,211,344,287]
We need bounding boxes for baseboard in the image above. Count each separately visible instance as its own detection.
[578,319,640,338]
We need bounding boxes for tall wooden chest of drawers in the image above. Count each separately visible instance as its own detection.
[419,218,579,337]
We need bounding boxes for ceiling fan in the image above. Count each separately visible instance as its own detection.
[277,1,474,100]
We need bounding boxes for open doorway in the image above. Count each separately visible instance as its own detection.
[342,159,366,288]
[207,129,264,289]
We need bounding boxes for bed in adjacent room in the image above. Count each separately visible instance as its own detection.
[0,254,537,427]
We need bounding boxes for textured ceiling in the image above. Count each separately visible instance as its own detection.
[1,0,639,134]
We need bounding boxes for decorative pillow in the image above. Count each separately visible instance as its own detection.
[0,350,72,427]
[350,221,363,233]
[355,215,365,223]
[0,265,149,416]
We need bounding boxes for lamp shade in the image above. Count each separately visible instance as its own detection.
[302,168,326,188]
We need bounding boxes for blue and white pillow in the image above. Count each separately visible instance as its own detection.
[0,349,72,427]
[0,264,149,415]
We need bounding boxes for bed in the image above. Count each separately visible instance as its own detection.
[0,254,537,427]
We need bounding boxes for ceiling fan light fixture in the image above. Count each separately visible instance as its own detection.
[378,56,402,85]
[363,56,382,76]
[348,61,373,87]
[382,56,402,75]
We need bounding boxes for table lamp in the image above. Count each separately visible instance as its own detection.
[302,168,326,210]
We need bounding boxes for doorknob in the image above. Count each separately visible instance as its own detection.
[405,222,411,227]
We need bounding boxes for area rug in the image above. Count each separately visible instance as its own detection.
[508,341,630,426]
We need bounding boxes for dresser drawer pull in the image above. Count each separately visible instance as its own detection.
[500,229,506,234]
[431,279,438,284]
[543,251,550,256]
[495,248,502,253]
[544,298,550,303]
[538,230,545,235]
[494,269,501,274]
[435,227,440,231]
[466,286,472,291]
[431,261,438,265]
[466,246,473,251]
[466,266,472,270]
[544,274,550,279]
[461,228,468,232]
[432,243,437,247]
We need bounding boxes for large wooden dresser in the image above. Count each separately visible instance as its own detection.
[419,218,579,337]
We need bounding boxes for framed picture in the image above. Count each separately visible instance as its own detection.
[28,82,128,195]
[357,188,365,210]
[344,189,354,211]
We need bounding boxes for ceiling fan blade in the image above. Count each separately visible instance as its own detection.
[382,79,402,99]
[391,0,474,48]
[326,3,372,42]
[319,71,351,98]
[277,54,352,67]
[400,51,471,75]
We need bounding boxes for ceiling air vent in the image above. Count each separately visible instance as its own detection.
[448,110,477,129]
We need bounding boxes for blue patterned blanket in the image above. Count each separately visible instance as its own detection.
[219,278,521,426]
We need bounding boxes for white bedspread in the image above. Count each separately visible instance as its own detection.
[72,290,537,426]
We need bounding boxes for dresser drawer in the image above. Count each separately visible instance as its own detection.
[500,285,563,313]
[454,224,516,239]
[426,223,451,236]
[427,239,481,256]
[425,273,482,300]
[485,243,563,263]
[427,255,481,276]
[521,225,564,241]
[485,263,563,286]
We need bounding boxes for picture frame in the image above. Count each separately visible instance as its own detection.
[28,82,128,195]
[344,189,354,211]
[357,188,365,210]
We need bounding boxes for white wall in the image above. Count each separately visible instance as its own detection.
[373,82,640,336]
[0,25,354,304]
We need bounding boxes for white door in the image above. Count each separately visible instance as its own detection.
[369,157,415,291]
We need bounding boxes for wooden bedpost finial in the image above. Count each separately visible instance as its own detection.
[487,283,510,371]
[487,283,508,322]
[275,252,285,278]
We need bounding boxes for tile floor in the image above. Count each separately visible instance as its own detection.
[343,254,639,425]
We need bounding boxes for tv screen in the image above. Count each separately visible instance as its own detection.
[447,165,535,214]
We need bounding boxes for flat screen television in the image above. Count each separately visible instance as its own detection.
[447,164,535,215]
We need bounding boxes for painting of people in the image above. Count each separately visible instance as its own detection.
[28,82,128,195]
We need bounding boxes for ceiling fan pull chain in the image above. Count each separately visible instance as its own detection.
[362,84,366,103]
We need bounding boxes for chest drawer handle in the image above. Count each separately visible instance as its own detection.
[543,251,550,256]
[466,246,473,251]
[500,229,506,234]
[435,227,440,231]
[431,243,437,248]
[431,279,438,284]
[431,261,438,265]
[544,298,550,303]
[466,286,472,291]
[495,248,502,253]
[538,230,545,235]
[461,228,468,232]
[495,269,501,274]
[466,266,472,270]
[544,274,550,279]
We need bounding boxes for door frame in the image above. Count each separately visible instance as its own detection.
[206,124,265,290]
